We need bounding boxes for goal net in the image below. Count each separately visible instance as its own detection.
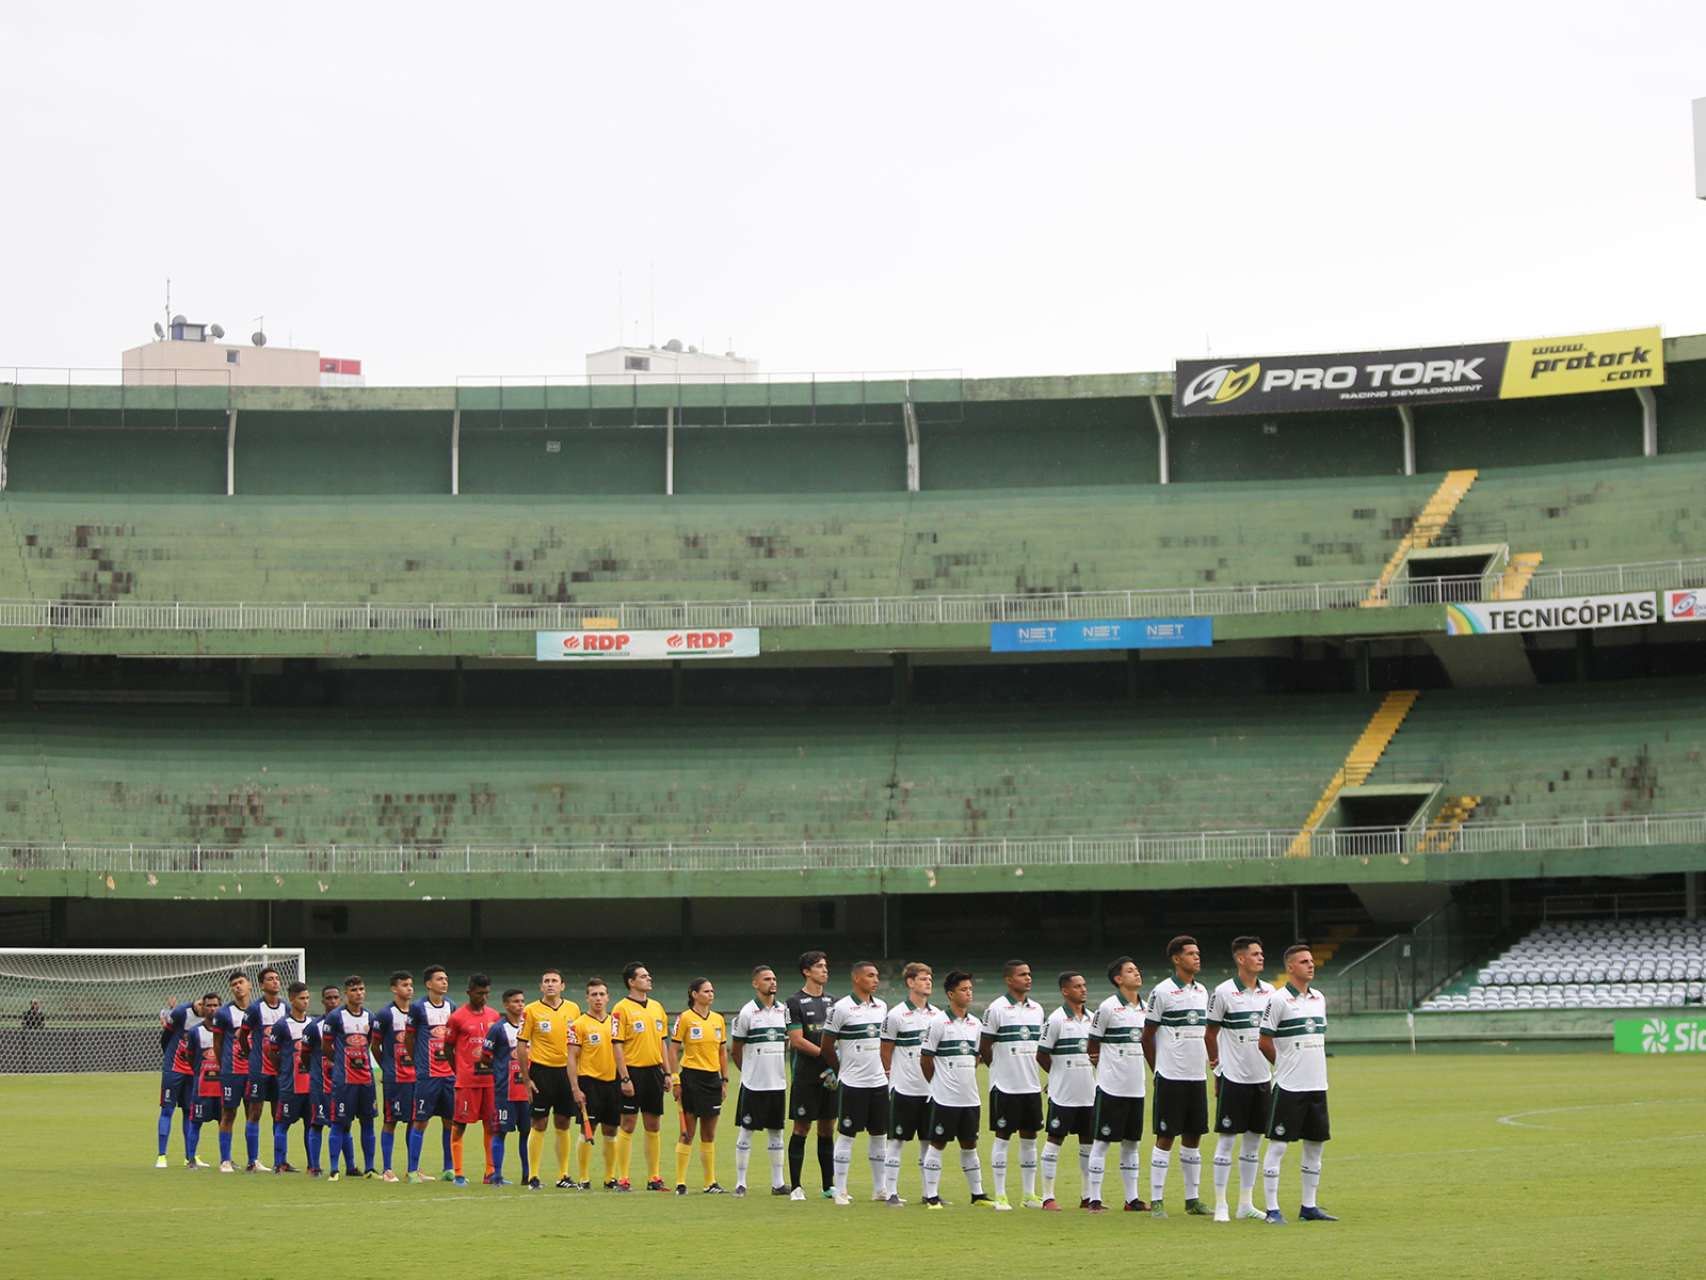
[0,947,307,1074]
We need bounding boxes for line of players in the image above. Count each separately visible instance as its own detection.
[154,935,1335,1223]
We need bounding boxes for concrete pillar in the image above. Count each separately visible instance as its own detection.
[670,660,685,708]
[1685,872,1699,920]
[450,408,461,495]
[1636,387,1657,458]
[225,410,238,496]
[1148,396,1171,484]
[665,406,675,496]
[891,654,911,707]
[470,901,484,949]
[1397,405,1416,476]
[680,898,695,948]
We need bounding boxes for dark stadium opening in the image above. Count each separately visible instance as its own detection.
[1333,787,1435,831]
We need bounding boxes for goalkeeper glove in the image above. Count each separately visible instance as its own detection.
[819,1067,839,1091]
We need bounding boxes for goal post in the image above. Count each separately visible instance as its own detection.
[0,947,308,1074]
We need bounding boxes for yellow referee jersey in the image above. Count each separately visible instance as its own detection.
[671,1007,727,1073]
[518,997,581,1068]
[611,996,669,1068]
[568,1012,617,1082]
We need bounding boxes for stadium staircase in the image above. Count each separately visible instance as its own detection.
[1361,469,1478,607]
[1417,795,1480,852]
[1287,689,1420,857]
[1492,551,1544,600]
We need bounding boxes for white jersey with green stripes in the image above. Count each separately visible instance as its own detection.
[1260,982,1329,1092]
[1207,978,1274,1086]
[924,1011,984,1107]
[729,997,790,1093]
[824,994,888,1088]
[881,999,946,1098]
[1039,1005,1096,1106]
[1145,976,1210,1082]
[1089,992,1147,1097]
[982,994,1045,1094]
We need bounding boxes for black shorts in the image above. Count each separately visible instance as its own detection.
[679,1068,723,1118]
[1215,1078,1271,1136]
[529,1063,580,1120]
[1267,1087,1330,1143]
[1153,1075,1209,1140]
[578,1077,623,1129]
[791,1070,834,1123]
[1091,1089,1145,1143]
[989,1087,1044,1136]
[928,1102,980,1146]
[1045,1100,1096,1143]
[890,1091,932,1141]
[622,1065,667,1117]
[836,1083,890,1137]
[735,1086,787,1132]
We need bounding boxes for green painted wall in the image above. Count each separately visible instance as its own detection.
[5,428,225,494]
[1170,410,1404,482]
[1414,393,1642,472]
[459,429,665,495]
[1656,358,1706,455]
[675,424,906,494]
[920,399,1156,489]
[236,412,452,495]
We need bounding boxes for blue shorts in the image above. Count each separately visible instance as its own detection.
[191,1093,221,1123]
[279,1090,310,1125]
[413,1077,455,1124]
[333,1083,377,1123]
[246,1075,278,1105]
[383,1081,415,1124]
[309,1089,331,1127]
[220,1074,246,1110]
[499,1097,530,1133]
[160,1073,192,1111]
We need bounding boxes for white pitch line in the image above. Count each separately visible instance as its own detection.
[1496,1097,1703,1130]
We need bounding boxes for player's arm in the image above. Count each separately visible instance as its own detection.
[977,1029,995,1068]
[667,1015,684,1099]
[729,1015,747,1073]
[1037,1016,1056,1075]
[819,1028,840,1073]
[786,1000,821,1060]
[614,1038,633,1098]
[718,1038,729,1097]
[1258,993,1279,1065]
[1140,1020,1157,1072]
[879,1007,898,1074]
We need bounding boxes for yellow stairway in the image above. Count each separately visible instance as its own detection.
[1305,923,1361,967]
[1288,689,1420,857]
[1418,795,1480,853]
[1493,552,1544,601]
[1362,469,1480,607]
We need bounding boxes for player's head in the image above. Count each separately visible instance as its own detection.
[622,961,652,996]
[422,965,449,998]
[850,961,879,997]
[585,978,609,1016]
[798,950,829,987]
[319,984,340,1013]
[257,966,281,996]
[502,988,526,1020]
[902,961,933,1000]
[1058,970,1087,1006]
[342,975,366,1008]
[287,981,309,1014]
[540,969,564,1000]
[687,977,714,1009]
[1168,935,1201,978]
[466,973,491,1008]
[751,965,777,998]
[1002,958,1033,998]
[199,992,220,1021]
[943,970,973,1014]
[1282,944,1315,984]
[1107,955,1142,994]
[1231,935,1265,975]
[389,970,414,1003]
[227,971,250,1000]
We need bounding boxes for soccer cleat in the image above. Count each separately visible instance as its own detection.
[646,1178,668,1192]
[885,1193,905,1208]
[327,1170,341,1183]
[452,1175,468,1187]
[1298,1206,1338,1222]
[442,1168,456,1182]
[1214,1204,1230,1223]
[820,1188,836,1200]
[1238,1206,1268,1221]
[382,1171,400,1183]
[154,1156,169,1169]
[1084,1200,1106,1214]
[275,1163,299,1174]
[1124,1199,1150,1212]
[789,1187,807,1201]
[604,1178,619,1190]
[1185,1198,1211,1216]
[1022,1197,1045,1210]
[771,1185,792,1197]
[733,1185,747,1198]
[1041,1198,1061,1211]
[675,1184,688,1196]
[1151,1201,1168,1219]
[406,1171,431,1184]
[615,1179,632,1192]
[1264,1209,1287,1225]
[1079,1198,1089,1209]
[186,1157,210,1170]
[871,1191,888,1203]
[490,1177,512,1187]
[704,1183,726,1194]
[363,1169,377,1180]
[832,1189,853,1206]
[576,1180,594,1190]
[553,1176,569,1190]
[923,1197,945,1210]
[306,1168,321,1178]
[246,1161,268,1173]
[991,1196,1014,1212]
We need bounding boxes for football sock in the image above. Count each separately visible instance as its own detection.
[700,1140,715,1188]
[1079,1145,1090,1190]
[330,1125,348,1172]
[614,1127,633,1180]
[273,1123,289,1168]
[1040,1141,1059,1200]
[832,1134,853,1193]
[1150,1144,1172,1204]
[734,1127,752,1186]
[518,1130,530,1183]
[990,1136,1010,1197]
[788,1132,806,1188]
[381,1128,395,1172]
[360,1118,375,1172]
[156,1106,173,1157]
[440,1125,453,1172]
[328,1126,342,1174]
[554,1128,570,1179]
[1239,1132,1262,1209]
[961,1148,985,1196]
[883,1137,902,1196]
[579,1134,594,1183]
[184,1120,201,1162]
[1300,1141,1323,1209]
[817,1134,834,1191]
[1180,1145,1202,1199]
[1018,1137,1038,1198]
[305,1126,321,1170]
[218,1128,232,1164]
[674,1141,692,1188]
[1085,1140,1108,1202]
[490,1134,505,1180]
[767,1130,786,1187]
[450,1130,464,1178]
[644,1128,661,1181]
[1213,1134,1235,1206]
[921,1145,943,1200]
[1119,1141,1142,1204]
[867,1138,885,1195]
[244,1120,259,1165]
[405,1126,423,1173]
[529,1129,545,1177]
[599,1133,614,1183]
[1263,1140,1287,1211]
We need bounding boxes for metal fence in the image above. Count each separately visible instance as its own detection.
[6,811,1699,877]
[1333,896,1505,1014]
[0,556,1698,634]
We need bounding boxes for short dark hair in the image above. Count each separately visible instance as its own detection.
[422,965,447,983]
[342,974,364,990]
[585,977,607,992]
[286,981,308,997]
[750,964,774,980]
[257,966,280,982]
[228,971,247,984]
[1002,959,1030,977]
[201,991,220,1005]
[688,977,712,999]
[1283,943,1313,963]
[798,950,827,976]
[1167,935,1198,960]
[621,961,647,987]
[501,988,525,1002]
[943,970,972,993]
[1231,935,1263,956]
[319,984,339,998]
[467,973,491,991]
[850,960,877,976]
[389,970,413,986]
[1107,956,1137,985]
[1057,970,1083,990]
[541,968,563,981]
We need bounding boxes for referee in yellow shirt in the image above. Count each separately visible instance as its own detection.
[671,978,729,1195]
[516,968,581,1189]
[611,961,672,1191]
[568,978,625,1189]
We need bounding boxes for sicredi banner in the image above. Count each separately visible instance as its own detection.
[1173,326,1662,417]
[1443,592,1658,636]
[535,628,759,661]
[1662,588,1704,623]
[1613,1015,1706,1055]
[990,617,1212,653]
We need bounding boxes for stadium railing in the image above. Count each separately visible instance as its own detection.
[0,555,1697,632]
[5,811,1700,875]
[1331,897,1504,1014]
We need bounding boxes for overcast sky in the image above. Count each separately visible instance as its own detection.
[6,1,1706,384]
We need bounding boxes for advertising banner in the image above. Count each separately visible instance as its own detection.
[535,628,759,661]
[990,617,1212,653]
[1662,588,1704,623]
[1443,592,1658,636]
[1613,1015,1706,1054]
[1173,326,1662,417]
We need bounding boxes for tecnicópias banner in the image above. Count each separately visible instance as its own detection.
[990,617,1212,653]
[1443,592,1658,636]
[535,628,759,661]
[1173,326,1662,416]
[1613,1015,1706,1054]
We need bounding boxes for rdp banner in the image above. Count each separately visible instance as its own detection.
[1173,326,1662,416]
[1662,588,1704,623]
[1443,592,1659,636]
[535,628,759,661]
[1613,1015,1706,1054]
[991,617,1212,653]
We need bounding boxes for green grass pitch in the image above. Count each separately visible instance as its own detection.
[0,1053,1700,1279]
